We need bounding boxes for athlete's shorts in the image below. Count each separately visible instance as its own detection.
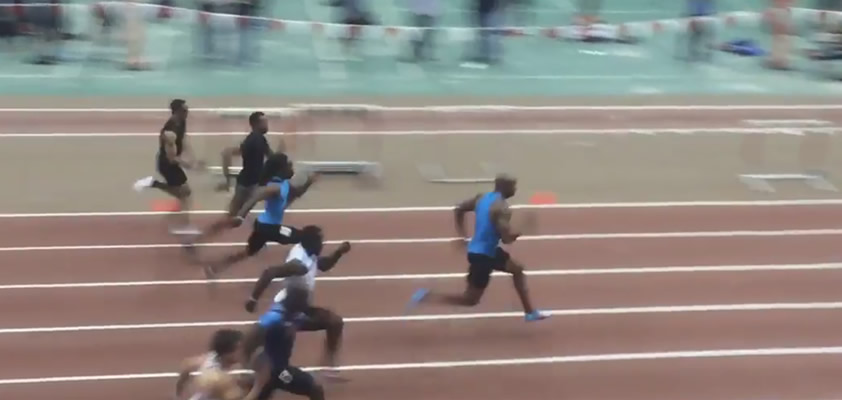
[227,184,257,215]
[256,366,317,400]
[246,221,302,255]
[467,247,511,290]
[157,157,188,187]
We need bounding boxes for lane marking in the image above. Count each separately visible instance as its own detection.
[2,263,841,290]
[2,126,841,138]
[3,345,842,384]
[743,119,833,126]
[2,302,842,334]
[2,229,842,252]
[4,104,842,112]
[3,199,842,218]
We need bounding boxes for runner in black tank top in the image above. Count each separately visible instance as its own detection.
[188,111,290,256]
[132,99,201,235]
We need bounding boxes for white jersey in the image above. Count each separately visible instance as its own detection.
[188,352,224,400]
[273,244,320,303]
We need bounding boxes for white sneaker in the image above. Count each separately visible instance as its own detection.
[133,176,155,192]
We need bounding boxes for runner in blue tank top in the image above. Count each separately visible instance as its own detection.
[407,174,549,322]
[205,153,319,279]
[241,288,326,400]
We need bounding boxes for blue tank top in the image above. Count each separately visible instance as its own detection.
[257,178,291,225]
[467,192,503,256]
[687,0,713,16]
[258,304,297,371]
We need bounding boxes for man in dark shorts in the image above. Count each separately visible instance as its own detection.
[189,111,286,251]
[407,174,549,322]
[241,288,325,400]
[244,226,352,379]
[204,153,318,279]
[133,99,201,235]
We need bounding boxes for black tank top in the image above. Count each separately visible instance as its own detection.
[158,117,186,162]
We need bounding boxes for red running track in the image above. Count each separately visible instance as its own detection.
[1,205,842,400]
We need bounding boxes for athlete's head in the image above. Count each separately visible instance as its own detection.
[249,111,268,135]
[259,153,294,184]
[209,329,244,367]
[170,99,188,120]
[299,225,324,256]
[494,174,517,199]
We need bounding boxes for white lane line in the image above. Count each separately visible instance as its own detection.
[3,345,842,384]
[743,119,833,126]
[2,229,842,252]
[3,199,842,218]
[2,302,842,334]
[2,126,841,137]
[3,263,841,290]
[4,104,842,112]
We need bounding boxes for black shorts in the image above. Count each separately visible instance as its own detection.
[247,221,302,255]
[157,158,188,187]
[467,248,511,290]
[256,366,317,400]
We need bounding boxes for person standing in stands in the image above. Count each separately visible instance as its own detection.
[237,0,262,64]
[679,0,716,62]
[338,0,375,58]
[461,0,502,68]
[404,0,439,62]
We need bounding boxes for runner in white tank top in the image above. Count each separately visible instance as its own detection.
[242,225,352,380]
[175,329,247,400]
[272,243,320,303]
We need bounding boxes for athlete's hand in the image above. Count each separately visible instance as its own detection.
[230,215,245,228]
[306,171,322,183]
[518,210,538,236]
[337,241,351,254]
[244,298,257,313]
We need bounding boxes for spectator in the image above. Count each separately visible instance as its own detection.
[197,0,219,61]
[338,0,375,57]
[680,0,715,62]
[404,0,439,62]
[27,0,64,65]
[236,0,262,64]
[0,0,16,48]
[461,0,502,68]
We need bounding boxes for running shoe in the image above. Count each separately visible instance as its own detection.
[132,176,155,192]
[406,288,430,310]
[525,310,551,322]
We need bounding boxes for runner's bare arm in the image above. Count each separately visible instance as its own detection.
[182,135,198,166]
[454,194,481,239]
[174,355,203,399]
[317,242,351,272]
[162,131,191,168]
[241,356,271,400]
[248,260,308,303]
[220,146,242,187]
[240,324,265,367]
[491,201,519,244]
[287,173,319,205]
[235,185,281,219]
